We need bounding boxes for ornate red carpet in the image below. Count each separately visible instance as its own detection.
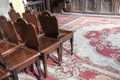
[19,14,120,80]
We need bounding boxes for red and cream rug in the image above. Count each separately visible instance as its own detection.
[19,14,120,80]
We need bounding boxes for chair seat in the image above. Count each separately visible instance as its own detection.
[58,29,73,42]
[0,40,17,56]
[0,39,41,80]
[4,46,40,71]
[38,36,60,53]
[0,65,10,80]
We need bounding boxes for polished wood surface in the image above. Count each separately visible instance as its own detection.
[39,11,59,38]
[0,65,10,80]
[0,40,17,56]
[0,16,20,44]
[14,18,61,77]
[8,8,21,22]
[39,11,74,57]
[0,39,42,80]
[4,46,40,70]
[22,10,41,35]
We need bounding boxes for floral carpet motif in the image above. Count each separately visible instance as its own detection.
[54,13,79,26]
[56,15,120,80]
[84,27,120,65]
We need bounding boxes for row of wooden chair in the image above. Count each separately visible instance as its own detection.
[0,8,74,79]
[14,18,61,77]
[0,17,42,80]
[9,8,74,55]
[0,14,61,78]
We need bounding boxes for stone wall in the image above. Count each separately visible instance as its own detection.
[57,0,120,14]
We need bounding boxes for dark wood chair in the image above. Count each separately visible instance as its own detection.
[0,16,20,44]
[39,11,74,60]
[0,39,42,80]
[22,9,42,35]
[8,8,21,22]
[14,18,62,78]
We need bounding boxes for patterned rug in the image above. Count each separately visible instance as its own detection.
[19,14,120,80]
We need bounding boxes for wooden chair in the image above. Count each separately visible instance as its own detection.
[14,18,61,78]
[39,11,74,59]
[0,40,42,80]
[0,16,20,44]
[22,9,42,35]
[8,8,21,22]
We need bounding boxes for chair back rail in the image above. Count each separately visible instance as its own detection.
[0,16,19,44]
[8,8,21,22]
[14,18,40,51]
[22,10,41,35]
[39,11,59,38]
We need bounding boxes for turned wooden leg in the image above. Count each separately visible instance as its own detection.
[70,35,73,55]
[29,64,34,73]
[35,58,42,80]
[43,53,47,78]
[23,68,27,73]
[57,44,62,66]
[11,70,18,80]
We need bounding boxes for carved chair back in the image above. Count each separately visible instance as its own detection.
[14,18,40,51]
[22,10,41,35]
[0,16,19,44]
[39,11,59,38]
[8,8,21,22]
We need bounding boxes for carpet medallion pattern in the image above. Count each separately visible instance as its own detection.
[84,27,120,65]
[72,16,120,80]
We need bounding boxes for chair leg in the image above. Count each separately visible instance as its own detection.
[70,36,73,55]
[23,68,27,73]
[35,58,42,80]
[30,64,39,78]
[57,43,62,66]
[29,64,34,73]
[43,53,47,78]
[11,70,18,80]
